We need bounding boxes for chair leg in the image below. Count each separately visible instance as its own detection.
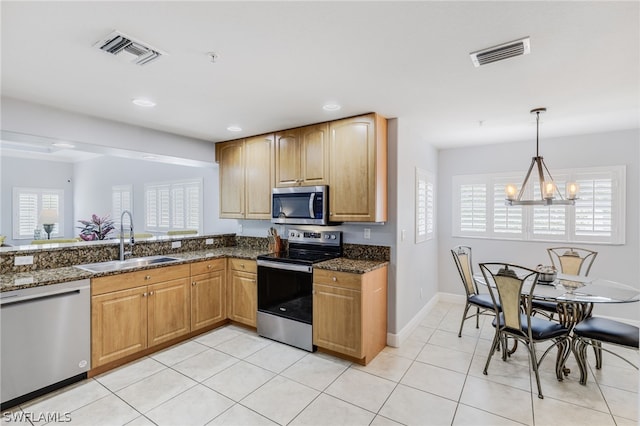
[593,340,603,369]
[483,331,501,375]
[527,343,544,399]
[475,306,480,329]
[458,302,471,338]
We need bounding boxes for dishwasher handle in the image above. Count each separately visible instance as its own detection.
[1,289,82,308]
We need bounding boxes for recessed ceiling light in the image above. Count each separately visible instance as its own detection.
[322,103,341,111]
[227,126,242,132]
[52,142,75,148]
[132,98,156,107]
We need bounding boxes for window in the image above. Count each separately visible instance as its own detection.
[415,168,435,242]
[112,184,132,228]
[144,179,202,233]
[13,187,64,240]
[452,166,625,244]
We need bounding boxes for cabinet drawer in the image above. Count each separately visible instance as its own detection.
[228,258,257,273]
[92,264,190,295]
[190,258,226,275]
[314,269,361,290]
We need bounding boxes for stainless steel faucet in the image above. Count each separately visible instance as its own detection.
[120,210,135,261]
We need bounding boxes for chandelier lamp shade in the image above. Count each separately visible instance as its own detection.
[505,108,578,206]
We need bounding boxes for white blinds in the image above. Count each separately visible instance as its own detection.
[453,165,625,244]
[13,188,64,239]
[145,179,202,233]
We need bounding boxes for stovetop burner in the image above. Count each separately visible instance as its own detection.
[257,228,342,265]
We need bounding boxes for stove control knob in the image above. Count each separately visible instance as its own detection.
[330,234,336,240]
[290,231,295,237]
[324,235,330,239]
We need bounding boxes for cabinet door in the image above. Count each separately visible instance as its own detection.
[313,283,362,357]
[274,129,302,187]
[300,123,329,186]
[191,270,226,330]
[245,134,274,219]
[329,114,387,222]
[147,278,191,347]
[229,270,257,327]
[218,140,245,218]
[91,287,148,367]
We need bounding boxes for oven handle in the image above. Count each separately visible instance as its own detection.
[257,259,312,273]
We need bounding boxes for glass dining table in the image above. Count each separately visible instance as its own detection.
[473,272,640,377]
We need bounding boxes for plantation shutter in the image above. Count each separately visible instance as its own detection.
[13,188,64,239]
[574,177,613,238]
[532,180,567,238]
[459,183,487,233]
[493,180,522,235]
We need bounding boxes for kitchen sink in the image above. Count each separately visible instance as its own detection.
[75,255,181,273]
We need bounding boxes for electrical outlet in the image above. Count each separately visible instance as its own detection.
[238,224,243,234]
[401,229,406,241]
[171,241,182,249]
[205,238,214,245]
[364,228,371,239]
[15,256,34,266]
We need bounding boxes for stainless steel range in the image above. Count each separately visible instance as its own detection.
[256,229,342,351]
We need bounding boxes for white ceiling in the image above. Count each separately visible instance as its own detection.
[2,1,638,150]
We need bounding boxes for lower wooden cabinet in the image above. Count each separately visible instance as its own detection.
[227,258,257,327]
[91,264,191,368]
[190,259,226,331]
[313,265,387,364]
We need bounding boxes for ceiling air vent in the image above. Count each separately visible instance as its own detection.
[94,30,165,66]
[470,37,530,67]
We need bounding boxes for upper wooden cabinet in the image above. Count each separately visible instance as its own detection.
[217,113,387,222]
[275,123,329,187]
[217,134,274,219]
[329,113,387,222]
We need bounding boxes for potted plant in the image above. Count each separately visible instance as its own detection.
[77,214,115,241]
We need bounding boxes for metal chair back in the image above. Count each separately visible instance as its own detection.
[451,246,477,297]
[547,247,598,276]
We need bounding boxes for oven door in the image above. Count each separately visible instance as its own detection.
[257,260,313,324]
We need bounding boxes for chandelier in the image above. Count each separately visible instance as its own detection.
[505,108,578,206]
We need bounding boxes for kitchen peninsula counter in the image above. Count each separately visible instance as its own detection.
[0,247,263,292]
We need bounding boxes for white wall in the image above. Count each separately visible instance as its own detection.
[393,118,439,336]
[437,129,640,321]
[2,97,214,163]
[0,157,75,245]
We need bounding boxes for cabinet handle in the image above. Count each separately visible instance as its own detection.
[149,291,154,296]
[332,276,337,282]
[192,282,197,286]
[240,264,245,269]
[145,275,151,280]
[207,264,212,269]
[142,292,148,297]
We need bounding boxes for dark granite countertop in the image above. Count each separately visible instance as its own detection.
[0,247,264,292]
[315,258,389,274]
[1,248,389,292]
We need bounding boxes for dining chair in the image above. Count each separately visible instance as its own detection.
[480,263,571,399]
[532,247,599,320]
[572,317,639,385]
[451,246,498,338]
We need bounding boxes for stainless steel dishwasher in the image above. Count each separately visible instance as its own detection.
[1,279,91,410]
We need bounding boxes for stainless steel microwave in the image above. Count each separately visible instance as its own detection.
[271,185,329,225]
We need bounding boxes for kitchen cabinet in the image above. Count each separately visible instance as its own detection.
[328,113,387,222]
[91,264,190,367]
[313,265,387,365]
[227,258,257,327]
[275,123,329,187]
[190,258,226,331]
[217,134,273,219]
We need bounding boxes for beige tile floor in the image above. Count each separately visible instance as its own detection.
[3,300,638,426]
